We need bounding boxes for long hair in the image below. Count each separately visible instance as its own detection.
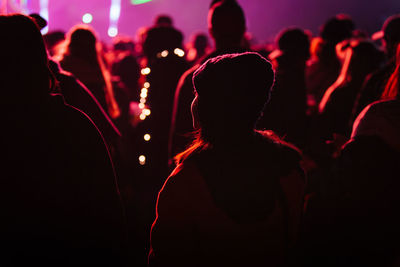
[319,40,383,112]
[382,43,400,100]
[56,25,120,118]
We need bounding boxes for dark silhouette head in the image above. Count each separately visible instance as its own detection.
[43,30,66,56]
[276,27,310,60]
[0,14,54,101]
[65,25,98,60]
[347,40,384,81]
[154,14,173,27]
[208,0,246,49]
[320,14,354,45]
[193,33,209,53]
[142,25,184,60]
[112,35,135,53]
[382,14,400,58]
[192,52,274,143]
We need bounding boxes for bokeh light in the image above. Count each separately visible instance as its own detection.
[82,13,93,24]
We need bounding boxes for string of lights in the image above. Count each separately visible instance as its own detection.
[136,47,185,166]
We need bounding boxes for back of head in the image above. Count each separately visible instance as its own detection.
[193,33,209,52]
[43,30,66,56]
[320,14,354,44]
[193,52,274,143]
[383,15,400,44]
[154,14,173,27]
[347,40,384,79]
[0,14,52,100]
[66,25,98,60]
[277,27,310,59]
[208,0,246,47]
[142,25,184,60]
[383,14,400,57]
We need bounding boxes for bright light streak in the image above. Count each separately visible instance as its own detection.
[39,0,49,34]
[110,0,121,20]
[82,13,93,24]
[131,0,153,5]
[108,0,121,38]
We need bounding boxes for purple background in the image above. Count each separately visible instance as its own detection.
[14,0,400,44]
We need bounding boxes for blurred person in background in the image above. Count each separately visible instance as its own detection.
[306,14,355,108]
[55,24,121,120]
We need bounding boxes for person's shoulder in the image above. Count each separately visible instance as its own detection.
[51,94,106,142]
[256,130,302,165]
[353,99,400,128]
[367,99,400,111]
[161,161,202,193]
[180,64,199,83]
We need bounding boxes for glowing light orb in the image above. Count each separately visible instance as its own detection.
[140,91,148,98]
[138,103,145,109]
[143,109,151,116]
[108,27,118,37]
[174,48,185,57]
[144,82,150,88]
[141,67,151,75]
[144,134,151,141]
[82,13,93,24]
[139,155,146,165]
[161,50,169,57]
[139,114,146,120]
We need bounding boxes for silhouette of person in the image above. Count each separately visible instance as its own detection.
[111,36,141,103]
[48,59,121,152]
[55,24,121,120]
[318,40,383,144]
[0,14,126,266]
[306,14,355,105]
[257,27,310,149]
[135,15,189,179]
[302,47,400,266]
[186,32,210,66]
[352,14,400,119]
[149,52,305,267]
[169,0,249,165]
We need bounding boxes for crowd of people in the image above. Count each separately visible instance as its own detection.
[2,0,400,266]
